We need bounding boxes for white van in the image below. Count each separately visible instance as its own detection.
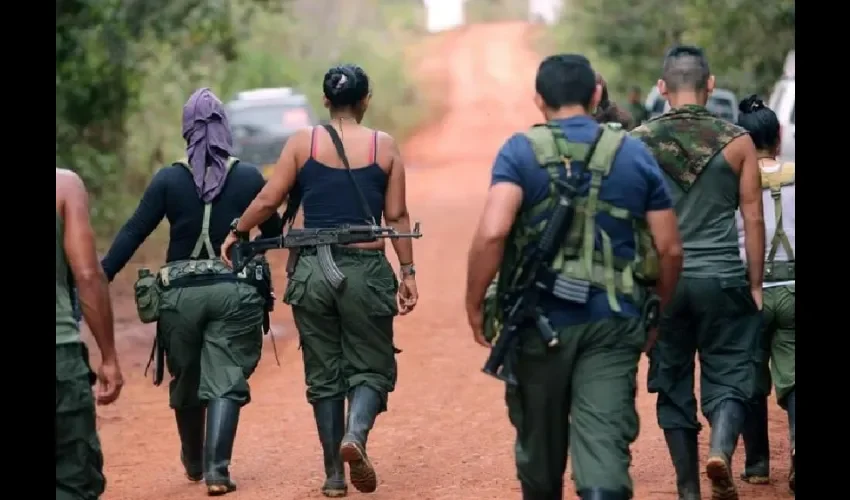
[768,51,795,162]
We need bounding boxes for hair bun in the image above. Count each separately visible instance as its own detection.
[327,67,356,96]
[739,94,766,114]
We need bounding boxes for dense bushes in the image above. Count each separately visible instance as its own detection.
[57,0,433,235]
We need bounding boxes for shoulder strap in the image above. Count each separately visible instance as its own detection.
[175,157,239,259]
[587,125,627,176]
[322,124,377,225]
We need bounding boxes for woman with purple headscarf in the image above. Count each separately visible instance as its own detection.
[100,88,282,495]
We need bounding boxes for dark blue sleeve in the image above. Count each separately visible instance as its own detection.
[491,134,536,187]
[627,138,673,212]
[101,168,169,281]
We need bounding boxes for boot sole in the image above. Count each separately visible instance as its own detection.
[322,486,348,498]
[740,473,770,485]
[207,483,237,496]
[186,473,204,483]
[706,457,738,500]
[340,441,377,493]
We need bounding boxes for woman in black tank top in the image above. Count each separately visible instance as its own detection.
[222,64,418,497]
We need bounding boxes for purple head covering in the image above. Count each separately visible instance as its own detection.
[182,88,233,203]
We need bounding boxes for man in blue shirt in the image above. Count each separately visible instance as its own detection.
[466,54,684,500]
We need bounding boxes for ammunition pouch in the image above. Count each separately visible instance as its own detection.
[765,260,795,282]
[134,269,162,324]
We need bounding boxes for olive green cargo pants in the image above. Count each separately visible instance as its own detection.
[56,342,105,500]
[753,284,795,406]
[649,276,761,430]
[284,247,399,409]
[158,281,265,409]
[506,317,645,495]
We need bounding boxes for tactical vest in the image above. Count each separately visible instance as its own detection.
[502,122,660,313]
[158,157,240,286]
[761,161,795,282]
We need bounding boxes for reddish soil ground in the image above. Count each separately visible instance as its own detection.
[92,22,794,500]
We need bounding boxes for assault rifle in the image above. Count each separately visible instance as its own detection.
[482,178,583,385]
[230,222,423,288]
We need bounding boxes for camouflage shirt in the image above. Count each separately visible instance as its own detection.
[630,104,747,192]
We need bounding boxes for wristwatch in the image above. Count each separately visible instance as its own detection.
[400,263,416,278]
[229,218,250,240]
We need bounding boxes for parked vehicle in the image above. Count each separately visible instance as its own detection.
[644,86,739,123]
[768,51,795,162]
[225,88,319,178]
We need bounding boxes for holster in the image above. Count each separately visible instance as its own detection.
[144,325,166,386]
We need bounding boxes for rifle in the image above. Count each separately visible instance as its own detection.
[482,178,583,385]
[229,222,423,288]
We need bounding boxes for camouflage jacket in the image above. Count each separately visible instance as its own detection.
[630,104,747,192]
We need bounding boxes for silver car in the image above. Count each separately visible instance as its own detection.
[644,87,739,123]
[225,88,319,178]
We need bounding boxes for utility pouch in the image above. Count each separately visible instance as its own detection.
[134,268,161,324]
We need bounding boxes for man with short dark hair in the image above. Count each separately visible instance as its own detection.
[627,86,648,126]
[466,54,683,500]
[631,45,765,500]
[56,168,124,500]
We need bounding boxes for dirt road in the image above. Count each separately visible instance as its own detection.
[96,22,793,500]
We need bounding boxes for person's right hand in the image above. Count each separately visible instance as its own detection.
[220,232,240,268]
[96,359,124,406]
[398,277,418,315]
[750,286,764,311]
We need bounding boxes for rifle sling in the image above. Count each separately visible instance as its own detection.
[322,124,378,225]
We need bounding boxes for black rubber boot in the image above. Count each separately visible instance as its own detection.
[786,390,796,494]
[204,399,240,496]
[520,482,563,500]
[706,400,746,500]
[740,397,770,484]
[175,407,205,482]
[663,429,701,500]
[577,487,631,499]
[340,385,382,493]
[313,399,348,497]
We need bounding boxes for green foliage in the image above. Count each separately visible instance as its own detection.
[56,0,431,236]
[544,0,795,100]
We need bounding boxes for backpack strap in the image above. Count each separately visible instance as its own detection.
[174,157,239,259]
[761,162,796,263]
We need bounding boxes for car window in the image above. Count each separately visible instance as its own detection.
[790,102,795,125]
[708,97,735,122]
[651,97,666,114]
[229,103,312,132]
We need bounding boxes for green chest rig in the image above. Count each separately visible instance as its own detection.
[760,161,795,282]
[508,122,660,312]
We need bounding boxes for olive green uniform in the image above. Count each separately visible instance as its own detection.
[284,246,399,408]
[739,164,796,490]
[632,105,760,499]
[485,123,660,499]
[56,214,106,500]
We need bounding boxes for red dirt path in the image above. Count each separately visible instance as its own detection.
[92,22,793,500]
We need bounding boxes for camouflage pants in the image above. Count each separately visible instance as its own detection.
[56,343,105,500]
[506,318,645,496]
[158,281,265,409]
[284,247,399,409]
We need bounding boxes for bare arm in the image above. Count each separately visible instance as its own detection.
[60,171,117,363]
[384,136,413,266]
[735,135,765,289]
[645,209,684,309]
[465,183,523,313]
[235,128,303,233]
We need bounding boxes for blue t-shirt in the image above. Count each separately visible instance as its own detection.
[492,116,672,327]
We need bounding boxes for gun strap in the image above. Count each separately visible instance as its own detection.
[322,124,378,225]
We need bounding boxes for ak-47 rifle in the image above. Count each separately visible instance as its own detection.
[229,222,423,288]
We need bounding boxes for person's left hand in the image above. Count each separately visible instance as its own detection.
[220,233,240,268]
[466,304,489,347]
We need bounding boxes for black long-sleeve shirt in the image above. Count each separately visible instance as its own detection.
[101,162,282,281]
